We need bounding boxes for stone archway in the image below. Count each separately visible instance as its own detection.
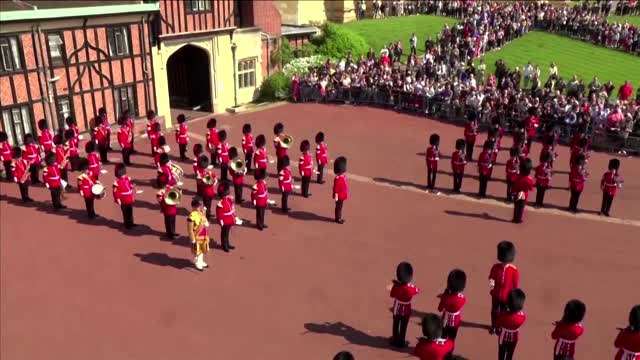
[166,44,212,112]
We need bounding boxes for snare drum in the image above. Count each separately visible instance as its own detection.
[91,183,106,199]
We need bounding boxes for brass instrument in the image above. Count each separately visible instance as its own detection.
[280,135,294,149]
[203,171,217,185]
[230,158,247,174]
[165,188,182,205]
[170,163,184,183]
[579,166,589,179]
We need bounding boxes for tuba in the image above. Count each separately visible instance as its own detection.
[203,171,217,185]
[230,158,246,174]
[281,135,294,149]
[165,188,182,205]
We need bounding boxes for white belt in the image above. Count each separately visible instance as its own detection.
[604,183,617,187]
[283,180,291,183]
[394,300,411,305]
[223,211,233,216]
[257,194,266,198]
[622,349,640,359]
[178,134,188,138]
[121,191,133,195]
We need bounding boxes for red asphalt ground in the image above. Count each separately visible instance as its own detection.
[1,103,639,360]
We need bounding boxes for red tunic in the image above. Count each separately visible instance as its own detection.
[94,126,108,146]
[478,150,493,177]
[175,123,188,145]
[253,148,267,170]
[512,175,535,200]
[496,311,527,345]
[77,173,96,199]
[552,322,584,357]
[614,329,640,360]
[426,146,439,170]
[488,263,519,302]
[390,282,420,317]
[315,143,328,165]
[413,338,454,360]
[464,122,477,144]
[279,167,292,192]
[23,144,41,165]
[216,196,235,226]
[0,141,12,161]
[299,152,313,177]
[158,164,176,186]
[505,158,520,182]
[333,174,348,201]
[43,164,62,189]
[535,164,551,188]
[117,125,132,149]
[55,145,70,170]
[146,120,158,139]
[524,115,540,137]
[67,136,79,157]
[196,168,216,198]
[569,165,587,192]
[38,129,54,152]
[156,187,178,215]
[274,136,287,158]
[206,128,219,151]
[601,170,619,196]
[230,166,244,185]
[540,144,558,168]
[11,159,29,183]
[87,153,101,181]
[437,292,466,328]
[217,142,229,165]
[113,176,135,205]
[242,134,254,154]
[251,180,268,207]
[450,150,466,174]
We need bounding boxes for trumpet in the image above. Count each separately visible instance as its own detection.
[230,158,246,174]
[280,134,294,149]
[165,188,182,205]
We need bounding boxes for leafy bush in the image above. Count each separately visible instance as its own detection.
[259,71,291,101]
[312,23,369,59]
[271,41,295,67]
[282,55,325,77]
[296,42,317,58]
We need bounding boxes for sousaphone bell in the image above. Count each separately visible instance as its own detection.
[165,188,182,205]
[230,158,246,174]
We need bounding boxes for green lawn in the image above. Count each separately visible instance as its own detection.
[607,15,640,27]
[477,32,640,96]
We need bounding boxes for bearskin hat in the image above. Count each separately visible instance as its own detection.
[520,158,533,176]
[122,109,129,117]
[85,141,96,153]
[12,146,22,159]
[191,196,203,208]
[0,131,8,142]
[94,116,102,127]
[507,289,526,312]
[217,180,231,197]
[497,241,516,263]
[152,121,161,133]
[177,114,186,124]
[44,152,56,166]
[159,152,170,166]
[509,146,521,158]
[491,116,501,126]
[429,134,440,146]
[281,154,290,168]
[488,127,498,139]
[273,122,284,135]
[207,118,217,129]
[563,299,586,324]
[255,134,266,148]
[421,313,443,340]
[98,107,106,116]
[65,116,76,126]
[53,133,63,145]
[334,156,347,175]
[575,154,587,166]
[218,130,227,142]
[64,129,75,142]
[197,155,209,169]
[300,139,310,152]
[333,351,354,360]
[157,135,167,147]
[527,106,537,116]
[193,144,204,157]
[23,133,34,144]
[446,269,467,294]
[466,110,477,122]
[114,163,127,178]
[540,151,552,164]
[608,158,620,171]
[157,172,169,187]
[455,138,465,150]
[254,168,266,181]
[315,131,325,144]
[37,119,48,131]
[396,261,414,284]
[117,116,125,126]
[242,123,252,135]
[629,305,640,331]
[578,137,588,148]
[146,110,156,120]
[76,157,90,171]
[483,140,494,151]
[228,146,239,160]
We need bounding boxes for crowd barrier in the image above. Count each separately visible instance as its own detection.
[298,84,640,154]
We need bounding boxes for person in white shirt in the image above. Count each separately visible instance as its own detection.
[523,62,534,89]
[410,33,417,53]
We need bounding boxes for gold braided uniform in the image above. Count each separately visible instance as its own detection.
[188,209,210,256]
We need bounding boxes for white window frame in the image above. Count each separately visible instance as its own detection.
[237,58,257,89]
[114,85,137,119]
[47,33,65,65]
[1,105,32,146]
[108,26,130,57]
[0,36,23,73]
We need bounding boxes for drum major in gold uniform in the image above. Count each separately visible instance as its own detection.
[187,196,211,271]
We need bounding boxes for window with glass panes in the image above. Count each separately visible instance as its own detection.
[56,98,72,129]
[114,86,137,119]
[0,36,23,73]
[1,105,33,146]
[187,0,210,12]
[107,26,130,57]
[47,33,65,66]
[238,58,256,89]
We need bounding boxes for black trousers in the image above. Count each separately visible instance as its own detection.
[392,315,410,347]
[122,147,132,165]
[245,150,253,171]
[525,136,534,152]
[202,196,213,219]
[98,144,108,163]
[178,143,187,161]
[84,197,96,218]
[50,187,63,209]
[210,149,218,167]
[427,167,437,189]
[535,185,548,206]
[2,160,12,181]
[164,214,176,236]
[479,174,489,197]
[491,299,506,329]
[69,155,79,171]
[498,342,517,360]
[335,200,344,221]
[234,183,243,203]
[453,172,463,192]
[442,326,459,341]
[301,175,311,197]
[554,356,573,360]
[569,190,582,211]
[317,164,325,183]
[281,191,290,212]
[61,169,69,187]
[121,204,134,228]
[220,163,229,181]
[277,156,285,173]
[506,180,513,201]
[513,200,526,223]
[221,225,231,250]
[29,164,39,183]
[18,182,30,201]
[466,141,475,161]
[601,193,614,215]
[256,206,266,229]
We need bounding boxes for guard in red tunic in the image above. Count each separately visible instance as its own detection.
[523,107,540,151]
[540,135,558,170]
[569,137,588,168]
[569,125,590,154]
[93,116,109,163]
[513,123,529,157]
[157,153,177,188]
[153,135,169,168]
[333,156,348,224]
[146,110,159,155]
[463,112,478,161]
[175,114,189,161]
[217,130,230,181]
[76,158,99,219]
[156,176,178,239]
[196,155,217,220]
[495,289,527,360]
[437,269,467,341]
[274,122,288,172]
[315,132,328,184]
[54,132,71,190]
[85,141,101,182]
[11,147,32,202]
[37,119,54,156]
[487,127,500,164]
[216,180,236,252]
[97,107,112,150]
[489,241,519,334]
[43,152,66,210]
[278,155,293,213]
[253,134,268,178]
[413,313,455,360]
[505,147,521,202]
[491,116,505,150]
[64,128,79,171]
[112,163,137,229]
[251,169,269,231]
[242,123,254,172]
[228,147,246,204]
[600,159,622,217]
[206,118,219,167]
[552,300,586,360]
[23,134,41,184]
[478,140,494,198]
[390,262,420,349]
[451,139,467,193]
[117,117,133,165]
[299,139,313,197]
[614,305,640,360]
[1,131,13,181]
[426,134,440,191]
[534,152,552,207]
[119,109,135,153]
[192,144,204,174]
[568,154,588,213]
[512,158,535,223]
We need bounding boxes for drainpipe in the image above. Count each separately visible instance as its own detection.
[36,25,57,130]
[260,32,271,77]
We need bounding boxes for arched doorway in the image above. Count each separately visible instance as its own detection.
[166,45,212,112]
